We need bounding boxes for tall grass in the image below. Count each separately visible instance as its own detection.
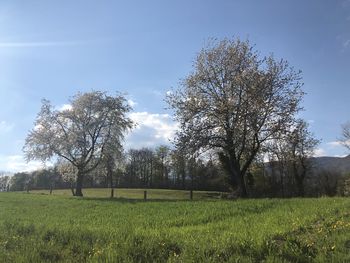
[0,191,349,262]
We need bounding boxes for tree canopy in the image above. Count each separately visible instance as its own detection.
[167,38,304,197]
[24,91,133,196]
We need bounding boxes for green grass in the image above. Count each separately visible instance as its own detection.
[0,190,349,262]
[30,188,222,200]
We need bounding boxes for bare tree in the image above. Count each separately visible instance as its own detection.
[24,91,133,196]
[155,145,170,187]
[98,148,125,198]
[170,148,187,188]
[266,134,290,197]
[266,119,319,197]
[316,169,340,196]
[167,38,304,197]
[287,119,320,196]
[340,122,350,151]
[125,148,155,188]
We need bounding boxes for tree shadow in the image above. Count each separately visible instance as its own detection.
[77,196,203,203]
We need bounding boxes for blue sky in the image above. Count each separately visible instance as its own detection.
[0,0,349,172]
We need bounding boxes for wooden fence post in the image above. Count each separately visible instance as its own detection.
[144,190,147,201]
[190,190,193,200]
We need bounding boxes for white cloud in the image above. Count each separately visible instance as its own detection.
[127,99,137,107]
[0,155,50,173]
[313,148,327,157]
[312,142,350,158]
[327,141,342,147]
[327,140,350,148]
[126,112,178,148]
[0,121,14,134]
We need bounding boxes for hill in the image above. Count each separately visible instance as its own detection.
[311,155,350,174]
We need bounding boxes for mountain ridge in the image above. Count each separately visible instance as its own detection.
[310,155,350,174]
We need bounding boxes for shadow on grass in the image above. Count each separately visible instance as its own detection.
[77,196,215,203]
[27,190,224,203]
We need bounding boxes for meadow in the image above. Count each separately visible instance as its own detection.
[0,189,349,262]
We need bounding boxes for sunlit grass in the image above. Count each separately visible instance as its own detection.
[0,191,349,262]
[30,188,221,200]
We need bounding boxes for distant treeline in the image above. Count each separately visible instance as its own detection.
[1,146,350,198]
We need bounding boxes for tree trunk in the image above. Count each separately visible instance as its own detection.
[182,171,186,189]
[75,170,84,197]
[280,171,285,198]
[227,169,248,198]
[70,182,75,196]
[220,153,248,198]
[293,161,305,197]
[109,170,114,198]
[238,173,248,198]
[229,168,247,198]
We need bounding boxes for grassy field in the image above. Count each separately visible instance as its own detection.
[0,190,349,262]
[29,188,222,200]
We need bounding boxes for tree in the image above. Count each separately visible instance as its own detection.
[340,122,350,150]
[0,175,10,192]
[31,168,58,191]
[315,169,341,197]
[56,158,78,196]
[170,148,187,188]
[167,38,304,197]
[98,148,126,198]
[9,172,32,191]
[266,119,319,197]
[287,120,319,196]
[24,91,133,196]
[155,145,170,187]
[266,135,290,197]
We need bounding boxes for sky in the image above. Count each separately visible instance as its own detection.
[0,0,349,172]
